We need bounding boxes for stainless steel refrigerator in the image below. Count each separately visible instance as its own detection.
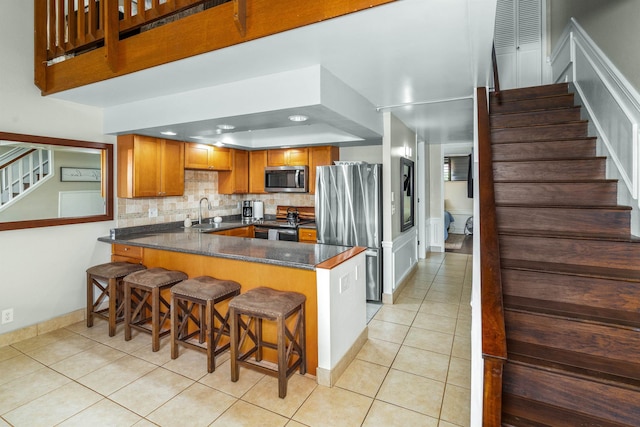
[315,163,382,301]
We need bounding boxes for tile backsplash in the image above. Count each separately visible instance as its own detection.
[116,170,315,227]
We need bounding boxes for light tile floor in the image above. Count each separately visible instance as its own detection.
[0,252,472,426]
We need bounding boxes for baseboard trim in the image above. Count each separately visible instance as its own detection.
[384,263,418,304]
[316,326,368,387]
[0,309,85,347]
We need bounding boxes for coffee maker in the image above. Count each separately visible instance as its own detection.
[242,200,253,224]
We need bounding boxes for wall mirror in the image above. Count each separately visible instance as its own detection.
[0,132,113,231]
[400,157,414,232]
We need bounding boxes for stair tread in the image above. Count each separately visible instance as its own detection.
[503,361,640,425]
[493,156,607,163]
[495,179,617,184]
[504,295,640,329]
[501,259,640,282]
[506,356,640,398]
[498,228,639,242]
[506,350,640,391]
[490,105,580,117]
[502,395,636,427]
[492,136,597,144]
[491,119,588,131]
[496,203,632,211]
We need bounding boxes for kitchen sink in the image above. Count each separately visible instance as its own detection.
[186,223,222,231]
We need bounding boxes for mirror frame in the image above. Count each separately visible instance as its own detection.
[400,156,414,232]
[0,131,113,231]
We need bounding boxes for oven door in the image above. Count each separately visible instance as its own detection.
[254,227,298,241]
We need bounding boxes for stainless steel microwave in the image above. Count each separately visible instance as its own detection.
[264,166,309,193]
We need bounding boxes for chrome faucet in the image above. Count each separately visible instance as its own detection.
[198,197,212,224]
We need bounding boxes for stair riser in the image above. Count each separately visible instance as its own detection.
[505,310,640,367]
[491,83,569,103]
[491,94,575,114]
[494,182,618,206]
[503,394,635,427]
[499,235,640,271]
[493,159,606,181]
[490,107,582,128]
[503,363,640,425]
[502,269,640,326]
[492,139,596,161]
[491,122,588,143]
[496,206,630,236]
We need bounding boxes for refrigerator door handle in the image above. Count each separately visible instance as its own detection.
[364,249,378,257]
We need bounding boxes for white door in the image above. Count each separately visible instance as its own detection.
[495,0,542,89]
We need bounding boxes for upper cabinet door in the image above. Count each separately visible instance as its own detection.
[267,148,309,166]
[249,150,268,194]
[185,143,232,170]
[308,146,339,194]
[160,139,185,196]
[117,134,184,198]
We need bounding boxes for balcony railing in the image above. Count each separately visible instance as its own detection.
[42,0,226,61]
[34,0,395,95]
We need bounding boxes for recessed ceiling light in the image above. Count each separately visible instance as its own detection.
[217,124,235,130]
[288,115,309,122]
[161,131,177,136]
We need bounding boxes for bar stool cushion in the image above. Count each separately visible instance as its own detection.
[125,267,188,288]
[87,262,145,279]
[229,287,306,319]
[172,276,241,300]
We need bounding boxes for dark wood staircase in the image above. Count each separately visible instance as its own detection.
[489,83,640,426]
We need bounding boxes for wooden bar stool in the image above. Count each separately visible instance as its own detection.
[229,287,306,398]
[123,267,187,351]
[86,262,146,336]
[170,276,241,372]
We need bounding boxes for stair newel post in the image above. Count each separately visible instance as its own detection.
[477,86,507,426]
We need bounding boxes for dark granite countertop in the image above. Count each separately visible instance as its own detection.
[99,220,350,271]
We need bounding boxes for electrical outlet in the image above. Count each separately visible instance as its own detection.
[148,207,158,218]
[2,308,13,324]
[339,273,351,293]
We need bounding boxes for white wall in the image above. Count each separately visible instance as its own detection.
[382,113,418,296]
[428,144,444,251]
[444,181,473,234]
[0,2,114,335]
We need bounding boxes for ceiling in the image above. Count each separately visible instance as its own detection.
[51,0,497,149]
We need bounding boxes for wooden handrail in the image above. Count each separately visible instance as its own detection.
[492,43,501,101]
[0,149,36,170]
[477,86,507,427]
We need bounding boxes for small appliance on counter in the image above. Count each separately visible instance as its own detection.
[253,200,264,221]
[242,200,253,224]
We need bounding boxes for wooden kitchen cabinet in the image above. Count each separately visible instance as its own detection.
[212,225,254,237]
[218,149,249,194]
[249,150,268,194]
[298,228,317,244]
[267,148,309,166]
[111,244,143,264]
[184,143,231,170]
[117,134,184,198]
[308,146,339,194]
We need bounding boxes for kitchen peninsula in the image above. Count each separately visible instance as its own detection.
[98,221,367,386]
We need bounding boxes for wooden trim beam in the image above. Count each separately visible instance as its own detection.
[40,0,395,95]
